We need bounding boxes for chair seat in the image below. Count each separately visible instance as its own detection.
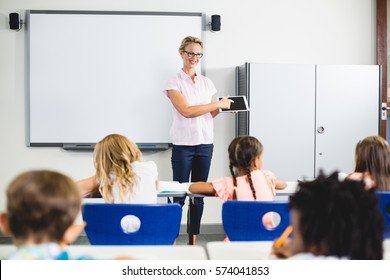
[222,200,290,241]
[377,192,390,238]
[82,203,182,245]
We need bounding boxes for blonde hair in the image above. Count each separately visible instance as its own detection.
[94,134,142,203]
[178,36,203,53]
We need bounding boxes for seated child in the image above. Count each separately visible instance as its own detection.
[0,170,87,259]
[76,133,158,203]
[272,171,384,260]
[347,135,390,191]
[189,135,286,230]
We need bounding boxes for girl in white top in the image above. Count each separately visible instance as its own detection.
[77,134,158,203]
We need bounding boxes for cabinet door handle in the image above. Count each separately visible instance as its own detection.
[381,102,388,120]
[317,126,325,134]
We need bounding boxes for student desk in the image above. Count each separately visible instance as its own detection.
[0,244,207,260]
[158,181,189,197]
[206,241,274,260]
[2,241,390,260]
[81,181,188,203]
[206,239,390,260]
[276,181,298,196]
[67,244,207,260]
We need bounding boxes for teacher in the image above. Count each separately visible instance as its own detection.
[163,36,232,244]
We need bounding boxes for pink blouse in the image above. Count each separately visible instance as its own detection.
[212,170,277,229]
[163,69,217,145]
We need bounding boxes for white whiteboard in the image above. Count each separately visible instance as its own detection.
[27,11,204,149]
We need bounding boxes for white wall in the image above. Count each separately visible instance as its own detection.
[0,0,377,225]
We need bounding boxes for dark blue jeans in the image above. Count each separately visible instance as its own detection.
[171,144,213,235]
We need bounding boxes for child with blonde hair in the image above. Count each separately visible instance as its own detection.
[77,134,158,203]
[189,136,286,230]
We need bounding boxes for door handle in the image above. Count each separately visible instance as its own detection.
[317,126,325,134]
[381,102,388,120]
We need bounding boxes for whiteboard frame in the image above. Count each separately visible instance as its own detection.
[26,10,205,150]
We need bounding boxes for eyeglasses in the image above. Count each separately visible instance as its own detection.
[183,51,203,59]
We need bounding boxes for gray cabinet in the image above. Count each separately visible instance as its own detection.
[236,63,381,181]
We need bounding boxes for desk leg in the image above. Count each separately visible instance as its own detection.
[188,196,194,245]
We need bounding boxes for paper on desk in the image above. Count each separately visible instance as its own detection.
[158,181,189,192]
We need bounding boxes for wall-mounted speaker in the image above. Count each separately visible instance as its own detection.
[9,13,20,30]
[211,15,221,32]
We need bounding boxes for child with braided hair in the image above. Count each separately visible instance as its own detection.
[189,136,286,230]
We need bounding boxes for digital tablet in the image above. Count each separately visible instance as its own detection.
[218,96,249,112]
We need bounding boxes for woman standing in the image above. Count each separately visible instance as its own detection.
[163,36,232,244]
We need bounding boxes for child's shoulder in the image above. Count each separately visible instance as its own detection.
[132,160,157,169]
[252,169,276,179]
[252,170,277,189]
[8,243,64,260]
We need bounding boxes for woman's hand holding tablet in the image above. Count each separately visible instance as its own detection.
[217,96,249,112]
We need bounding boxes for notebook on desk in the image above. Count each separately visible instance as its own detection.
[158,181,189,192]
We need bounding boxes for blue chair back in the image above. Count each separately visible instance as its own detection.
[82,203,182,245]
[222,200,290,241]
[377,192,390,238]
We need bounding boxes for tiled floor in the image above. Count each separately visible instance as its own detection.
[175,233,226,247]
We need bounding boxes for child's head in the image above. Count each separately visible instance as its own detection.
[289,171,384,259]
[94,134,142,202]
[228,135,263,171]
[228,136,263,199]
[0,170,82,246]
[354,135,390,190]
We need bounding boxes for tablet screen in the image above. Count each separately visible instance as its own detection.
[218,96,249,112]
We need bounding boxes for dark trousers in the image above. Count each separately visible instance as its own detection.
[171,144,213,235]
